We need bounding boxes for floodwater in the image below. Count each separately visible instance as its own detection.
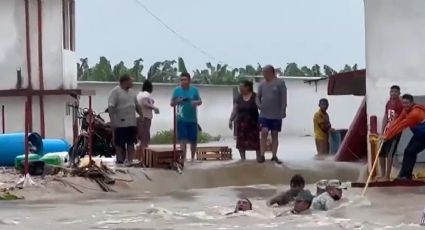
[1,137,424,230]
[1,184,425,230]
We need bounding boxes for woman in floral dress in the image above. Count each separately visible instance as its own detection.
[229,80,260,160]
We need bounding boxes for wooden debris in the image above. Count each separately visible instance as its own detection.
[69,162,117,192]
[52,178,84,194]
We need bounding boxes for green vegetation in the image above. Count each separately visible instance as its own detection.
[0,192,23,200]
[77,56,359,85]
[150,129,221,145]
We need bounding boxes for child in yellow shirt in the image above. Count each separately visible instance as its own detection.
[313,98,332,155]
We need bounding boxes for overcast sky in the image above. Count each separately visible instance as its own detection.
[76,0,365,72]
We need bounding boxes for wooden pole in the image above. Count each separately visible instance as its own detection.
[1,105,4,134]
[362,115,390,196]
[88,96,93,164]
[24,101,30,175]
[173,106,177,163]
[369,116,378,177]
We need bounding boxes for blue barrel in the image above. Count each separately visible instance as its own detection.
[329,130,342,155]
[0,132,44,166]
[329,129,348,155]
[42,139,70,154]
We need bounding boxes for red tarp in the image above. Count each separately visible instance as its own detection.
[334,93,368,161]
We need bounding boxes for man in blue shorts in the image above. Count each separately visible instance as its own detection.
[256,65,287,164]
[171,72,202,161]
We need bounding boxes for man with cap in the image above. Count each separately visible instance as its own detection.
[291,190,314,214]
[312,179,345,211]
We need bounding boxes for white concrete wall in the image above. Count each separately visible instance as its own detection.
[365,0,425,163]
[78,80,362,138]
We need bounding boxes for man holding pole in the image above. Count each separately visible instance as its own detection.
[384,94,425,180]
[378,85,403,180]
[170,72,202,162]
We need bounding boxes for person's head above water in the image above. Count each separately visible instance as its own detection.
[325,179,344,201]
[234,198,252,212]
[290,174,305,191]
[292,190,314,214]
[262,65,276,81]
[318,98,329,112]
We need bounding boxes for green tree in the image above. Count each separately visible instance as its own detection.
[311,64,322,76]
[177,57,188,74]
[78,56,361,84]
[340,64,353,73]
[130,58,145,82]
[148,60,178,83]
[112,61,129,81]
[77,57,90,81]
[283,63,305,76]
[300,66,313,77]
[89,56,113,81]
[323,65,337,76]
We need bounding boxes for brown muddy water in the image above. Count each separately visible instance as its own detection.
[1,137,424,229]
[1,160,425,230]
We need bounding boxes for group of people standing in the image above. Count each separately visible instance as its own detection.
[107,75,159,164]
[229,65,287,164]
[107,64,288,165]
[107,72,202,164]
[107,66,425,178]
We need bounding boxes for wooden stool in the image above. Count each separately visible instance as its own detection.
[143,147,184,169]
[195,146,232,161]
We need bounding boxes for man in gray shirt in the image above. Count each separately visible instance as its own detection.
[108,75,139,164]
[256,65,287,164]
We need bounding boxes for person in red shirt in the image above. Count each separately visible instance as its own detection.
[384,94,425,179]
[379,85,403,180]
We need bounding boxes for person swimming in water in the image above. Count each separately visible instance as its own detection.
[226,198,253,215]
[291,189,314,214]
[312,179,345,211]
[267,174,305,206]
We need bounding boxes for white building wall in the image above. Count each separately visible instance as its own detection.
[0,0,76,141]
[42,0,67,89]
[0,0,75,90]
[365,0,425,129]
[78,80,362,139]
[0,0,27,89]
[365,0,425,163]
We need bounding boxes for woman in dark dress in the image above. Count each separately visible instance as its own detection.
[229,80,260,160]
